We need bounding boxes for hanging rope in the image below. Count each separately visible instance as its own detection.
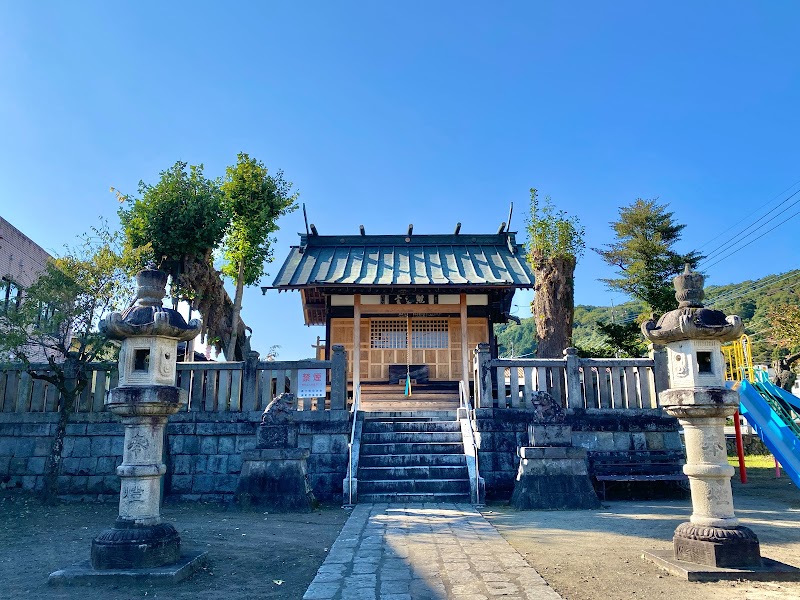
[404,315,412,396]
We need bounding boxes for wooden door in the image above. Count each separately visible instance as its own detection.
[367,317,451,381]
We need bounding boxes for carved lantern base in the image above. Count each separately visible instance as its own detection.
[91,521,181,570]
[673,523,761,569]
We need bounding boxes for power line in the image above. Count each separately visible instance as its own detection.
[696,178,800,252]
[706,272,798,306]
[702,203,800,270]
[698,188,800,267]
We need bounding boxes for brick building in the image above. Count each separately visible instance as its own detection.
[0,216,53,360]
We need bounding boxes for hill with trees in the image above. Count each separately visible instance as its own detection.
[495,269,800,364]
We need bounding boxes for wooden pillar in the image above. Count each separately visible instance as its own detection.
[353,294,361,393]
[460,293,470,398]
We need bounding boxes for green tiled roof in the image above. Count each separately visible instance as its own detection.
[272,233,535,289]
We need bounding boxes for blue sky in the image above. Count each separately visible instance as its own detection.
[2,2,799,359]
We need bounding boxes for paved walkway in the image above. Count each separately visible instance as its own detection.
[303,503,562,600]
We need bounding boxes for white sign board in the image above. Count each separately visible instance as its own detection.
[297,369,326,398]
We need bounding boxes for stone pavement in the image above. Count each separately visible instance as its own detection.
[303,503,562,600]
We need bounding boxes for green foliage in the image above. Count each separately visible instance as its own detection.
[496,270,800,363]
[220,153,298,286]
[494,321,538,357]
[595,321,648,358]
[0,224,131,367]
[118,155,298,360]
[526,188,585,266]
[118,161,228,269]
[0,224,132,503]
[705,270,800,364]
[768,304,800,351]
[593,198,702,315]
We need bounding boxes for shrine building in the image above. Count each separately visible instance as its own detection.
[270,225,535,410]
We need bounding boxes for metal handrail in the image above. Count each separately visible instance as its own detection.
[460,381,481,505]
[347,384,361,506]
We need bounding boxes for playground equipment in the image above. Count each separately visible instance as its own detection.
[722,334,755,383]
[722,335,755,481]
[737,369,800,489]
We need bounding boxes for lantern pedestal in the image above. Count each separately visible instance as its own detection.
[641,265,800,581]
[91,386,185,569]
[49,266,206,584]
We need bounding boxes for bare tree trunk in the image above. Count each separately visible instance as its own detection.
[41,357,81,505]
[532,253,576,359]
[225,260,246,361]
[179,252,249,361]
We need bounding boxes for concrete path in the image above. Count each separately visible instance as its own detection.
[303,503,562,600]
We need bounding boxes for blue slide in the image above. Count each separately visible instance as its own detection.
[736,372,800,489]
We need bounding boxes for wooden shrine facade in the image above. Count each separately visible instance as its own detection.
[269,229,535,395]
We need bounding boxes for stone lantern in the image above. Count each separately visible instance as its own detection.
[642,265,761,569]
[91,266,201,570]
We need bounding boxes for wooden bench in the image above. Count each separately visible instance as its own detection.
[589,450,688,500]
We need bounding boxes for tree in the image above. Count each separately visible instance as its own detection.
[593,199,703,316]
[768,304,800,351]
[595,321,648,358]
[119,161,235,358]
[221,153,297,360]
[767,303,800,390]
[0,226,131,502]
[526,189,585,358]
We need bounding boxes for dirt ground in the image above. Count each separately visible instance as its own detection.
[0,494,348,599]
[485,466,800,600]
[1,466,798,600]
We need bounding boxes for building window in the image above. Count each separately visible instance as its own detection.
[369,318,449,349]
[411,319,449,349]
[370,319,407,349]
[35,301,57,331]
[0,278,21,316]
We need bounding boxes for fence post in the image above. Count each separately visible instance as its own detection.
[330,344,347,410]
[242,351,260,411]
[649,343,669,403]
[564,347,584,410]
[475,343,493,408]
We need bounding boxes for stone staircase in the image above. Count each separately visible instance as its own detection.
[357,414,471,503]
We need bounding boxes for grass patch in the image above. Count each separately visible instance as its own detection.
[728,454,778,469]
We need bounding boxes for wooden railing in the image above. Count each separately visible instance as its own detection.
[473,343,669,411]
[0,362,118,413]
[0,345,348,414]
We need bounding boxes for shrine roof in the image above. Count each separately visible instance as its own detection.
[271,232,535,290]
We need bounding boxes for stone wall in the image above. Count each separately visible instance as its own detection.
[474,408,684,501]
[0,410,350,504]
[726,434,769,456]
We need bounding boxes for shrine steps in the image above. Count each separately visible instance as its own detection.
[356,415,470,503]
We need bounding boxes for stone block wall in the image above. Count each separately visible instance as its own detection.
[474,408,684,501]
[473,409,530,501]
[295,411,350,501]
[0,410,351,504]
[165,412,261,503]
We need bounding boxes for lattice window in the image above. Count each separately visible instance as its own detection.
[370,319,407,349]
[411,319,449,349]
